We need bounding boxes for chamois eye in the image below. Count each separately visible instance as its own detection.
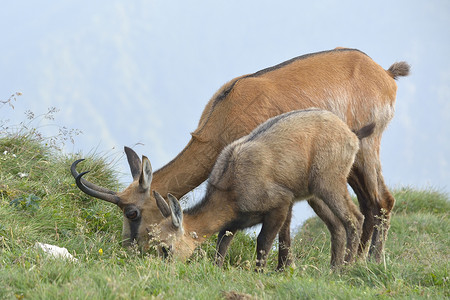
[125,207,140,221]
[127,211,137,219]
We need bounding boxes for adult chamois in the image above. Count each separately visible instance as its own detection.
[152,109,375,269]
[72,48,410,268]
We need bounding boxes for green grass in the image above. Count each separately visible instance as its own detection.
[0,126,448,299]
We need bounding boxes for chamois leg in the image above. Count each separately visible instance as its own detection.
[276,202,293,271]
[369,173,394,261]
[215,229,237,267]
[307,197,346,267]
[350,147,395,262]
[344,193,367,263]
[315,184,364,265]
[348,166,375,257]
[256,207,290,272]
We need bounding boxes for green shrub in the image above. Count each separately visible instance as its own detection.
[393,186,449,214]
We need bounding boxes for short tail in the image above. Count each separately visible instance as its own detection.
[354,123,375,140]
[387,61,411,80]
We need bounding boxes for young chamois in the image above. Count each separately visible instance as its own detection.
[153,109,375,269]
[72,48,409,267]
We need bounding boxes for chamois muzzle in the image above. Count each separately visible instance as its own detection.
[71,159,121,206]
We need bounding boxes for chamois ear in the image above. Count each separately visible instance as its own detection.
[124,146,141,181]
[139,156,153,190]
[153,191,171,218]
[167,193,183,229]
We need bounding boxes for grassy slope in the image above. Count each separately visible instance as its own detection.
[0,134,448,299]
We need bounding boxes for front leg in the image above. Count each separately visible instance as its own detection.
[277,202,293,271]
[215,229,237,267]
[256,207,290,272]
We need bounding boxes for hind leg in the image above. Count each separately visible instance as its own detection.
[349,141,395,262]
[348,167,374,257]
[314,183,364,265]
[369,174,394,261]
[308,197,346,267]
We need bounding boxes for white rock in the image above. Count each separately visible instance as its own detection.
[35,242,78,262]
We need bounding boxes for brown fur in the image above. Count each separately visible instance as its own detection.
[72,48,410,263]
[154,109,369,269]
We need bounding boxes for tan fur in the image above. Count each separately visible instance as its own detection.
[72,48,409,263]
[155,109,368,269]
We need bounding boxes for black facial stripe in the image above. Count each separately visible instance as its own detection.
[129,217,142,242]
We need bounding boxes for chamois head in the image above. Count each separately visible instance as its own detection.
[71,147,161,249]
[153,191,197,260]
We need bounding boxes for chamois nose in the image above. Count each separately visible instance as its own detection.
[161,246,169,259]
[160,245,172,259]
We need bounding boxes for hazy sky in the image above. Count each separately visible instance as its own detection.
[1,0,449,230]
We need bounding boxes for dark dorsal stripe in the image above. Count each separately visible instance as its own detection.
[245,108,322,142]
[156,49,364,174]
[214,48,365,103]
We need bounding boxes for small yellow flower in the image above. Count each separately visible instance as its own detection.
[15,294,24,300]
[98,248,103,255]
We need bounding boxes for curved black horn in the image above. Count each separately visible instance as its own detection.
[71,159,121,205]
[71,159,117,195]
[75,171,121,205]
